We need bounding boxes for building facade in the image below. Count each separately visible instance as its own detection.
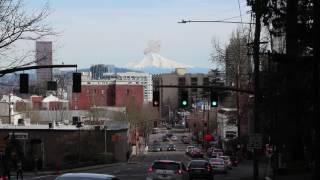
[36,41,52,86]
[90,64,115,80]
[103,72,153,102]
[153,68,218,113]
[70,80,144,110]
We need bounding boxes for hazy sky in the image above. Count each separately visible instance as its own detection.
[27,0,251,69]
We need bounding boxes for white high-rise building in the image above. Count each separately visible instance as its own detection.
[103,72,153,102]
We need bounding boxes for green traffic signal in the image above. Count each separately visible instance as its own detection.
[182,100,188,106]
[211,101,217,107]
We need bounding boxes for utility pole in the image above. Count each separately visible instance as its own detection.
[253,0,262,179]
[313,0,320,179]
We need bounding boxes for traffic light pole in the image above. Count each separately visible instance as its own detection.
[156,85,253,94]
[0,64,78,77]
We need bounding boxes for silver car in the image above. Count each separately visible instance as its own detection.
[146,160,189,180]
[209,158,227,173]
[55,173,119,180]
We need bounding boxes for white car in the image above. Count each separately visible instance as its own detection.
[209,158,227,173]
[171,135,178,141]
[146,160,188,180]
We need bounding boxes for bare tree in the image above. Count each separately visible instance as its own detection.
[0,0,55,69]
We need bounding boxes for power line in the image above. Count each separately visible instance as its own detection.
[178,19,255,25]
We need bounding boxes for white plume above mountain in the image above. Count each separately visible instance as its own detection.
[130,53,193,69]
[128,40,193,69]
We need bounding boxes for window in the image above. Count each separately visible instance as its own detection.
[178,77,186,85]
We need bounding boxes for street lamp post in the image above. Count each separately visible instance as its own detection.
[104,125,107,153]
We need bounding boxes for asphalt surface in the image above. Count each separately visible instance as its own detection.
[22,128,258,180]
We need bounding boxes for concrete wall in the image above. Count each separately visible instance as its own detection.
[0,128,129,169]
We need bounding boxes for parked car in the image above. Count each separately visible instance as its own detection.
[146,160,188,180]
[149,144,162,152]
[152,128,160,134]
[167,144,176,151]
[55,173,119,180]
[181,136,190,144]
[219,156,232,169]
[209,158,227,174]
[162,135,170,142]
[166,133,173,138]
[187,160,213,180]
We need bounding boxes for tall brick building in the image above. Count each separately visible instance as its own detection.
[70,81,144,110]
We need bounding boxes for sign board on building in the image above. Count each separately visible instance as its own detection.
[247,133,263,150]
[9,132,28,140]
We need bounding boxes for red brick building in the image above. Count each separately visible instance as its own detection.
[71,82,144,110]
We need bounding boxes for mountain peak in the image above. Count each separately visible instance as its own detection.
[129,53,193,69]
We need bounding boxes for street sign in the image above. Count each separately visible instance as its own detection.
[9,132,28,140]
[247,134,263,150]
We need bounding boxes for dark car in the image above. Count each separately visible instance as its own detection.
[162,135,170,142]
[230,156,239,166]
[187,160,214,180]
[55,173,119,180]
[167,144,176,151]
[166,133,173,138]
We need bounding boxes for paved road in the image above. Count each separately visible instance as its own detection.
[24,128,257,180]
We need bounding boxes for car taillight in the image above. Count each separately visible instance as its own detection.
[148,167,154,173]
[207,165,212,172]
[176,169,183,174]
[186,167,190,172]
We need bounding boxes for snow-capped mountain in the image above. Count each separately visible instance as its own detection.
[128,53,209,74]
[129,53,193,69]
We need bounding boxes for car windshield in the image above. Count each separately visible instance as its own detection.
[153,162,180,170]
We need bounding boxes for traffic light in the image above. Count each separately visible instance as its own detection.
[210,90,218,107]
[19,73,29,94]
[73,73,81,93]
[153,91,159,107]
[180,90,189,108]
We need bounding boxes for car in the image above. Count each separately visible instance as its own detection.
[181,136,190,144]
[146,160,189,180]
[219,155,232,169]
[162,135,170,142]
[230,156,239,166]
[55,173,119,180]
[166,133,173,138]
[152,128,160,134]
[209,158,227,174]
[190,148,204,158]
[211,148,223,157]
[167,144,176,151]
[149,144,162,152]
[171,135,178,141]
[187,160,213,180]
[185,146,195,155]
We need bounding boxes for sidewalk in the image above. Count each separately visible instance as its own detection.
[22,162,126,177]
